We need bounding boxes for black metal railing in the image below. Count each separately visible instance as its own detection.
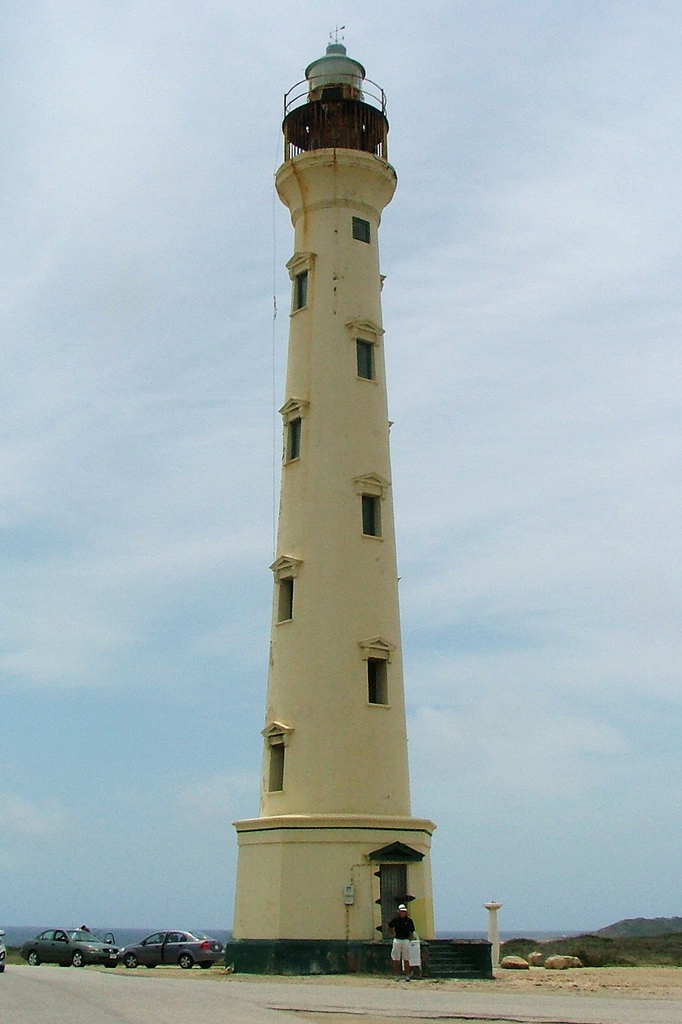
[282,79,388,161]
[284,78,386,118]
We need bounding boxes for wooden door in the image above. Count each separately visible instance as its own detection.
[379,863,408,937]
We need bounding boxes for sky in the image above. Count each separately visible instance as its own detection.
[1,0,681,936]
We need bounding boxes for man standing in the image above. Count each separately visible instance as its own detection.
[388,903,415,980]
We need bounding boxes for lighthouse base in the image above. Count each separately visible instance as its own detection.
[232,814,436,942]
[223,938,493,978]
[223,938,390,976]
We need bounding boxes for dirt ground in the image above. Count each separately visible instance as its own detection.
[462,964,682,999]
[222,965,682,998]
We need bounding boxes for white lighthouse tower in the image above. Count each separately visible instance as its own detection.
[231,41,436,970]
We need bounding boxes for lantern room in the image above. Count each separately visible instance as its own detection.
[282,42,389,161]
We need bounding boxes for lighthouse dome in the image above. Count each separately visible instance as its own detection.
[305,42,365,101]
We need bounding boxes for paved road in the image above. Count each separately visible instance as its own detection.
[0,966,294,1023]
[262,977,682,1023]
[3,965,682,1024]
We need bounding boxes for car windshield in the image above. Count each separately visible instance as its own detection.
[70,930,101,942]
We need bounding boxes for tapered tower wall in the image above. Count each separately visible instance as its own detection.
[261,150,409,819]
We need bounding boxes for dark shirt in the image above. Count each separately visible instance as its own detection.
[388,915,415,939]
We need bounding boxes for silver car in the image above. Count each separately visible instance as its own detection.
[120,930,223,970]
[0,929,6,972]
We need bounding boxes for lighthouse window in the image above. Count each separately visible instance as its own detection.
[352,217,371,244]
[286,416,302,461]
[356,340,375,380]
[293,270,308,310]
[367,658,388,705]
[268,740,285,792]
[362,494,382,537]
[277,577,294,622]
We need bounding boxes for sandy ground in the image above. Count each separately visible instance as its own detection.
[219,964,682,998]
[88,962,682,999]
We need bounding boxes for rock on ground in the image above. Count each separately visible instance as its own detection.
[544,954,583,970]
[499,955,530,970]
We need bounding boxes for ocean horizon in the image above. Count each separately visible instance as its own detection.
[1,925,579,948]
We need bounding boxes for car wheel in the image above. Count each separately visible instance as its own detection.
[199,962,212,969]
[123,953,139,969]
[72,950,85,967]
[103,961,118,968]
[145,964,156,969]
[27,951,40,967]
[0,965,5,972]
[178,953,194,970]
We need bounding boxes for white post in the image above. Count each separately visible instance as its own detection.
[484,901,502,969]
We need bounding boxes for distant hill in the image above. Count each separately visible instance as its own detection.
[596,917,682,938]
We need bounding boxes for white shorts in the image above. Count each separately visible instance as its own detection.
[391,938,412,962]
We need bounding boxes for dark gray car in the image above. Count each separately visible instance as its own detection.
[120,930,223,970]
[20,929,119,967]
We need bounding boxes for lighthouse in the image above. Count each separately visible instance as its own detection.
[230,41,436,970]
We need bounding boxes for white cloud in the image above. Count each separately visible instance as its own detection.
[411,702,628,794]
[177,770,260,824]
[0,793,69,837]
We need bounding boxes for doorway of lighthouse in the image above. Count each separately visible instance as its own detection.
[378,864,408,937]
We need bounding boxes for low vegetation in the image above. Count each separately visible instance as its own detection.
[502,932,682,967]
